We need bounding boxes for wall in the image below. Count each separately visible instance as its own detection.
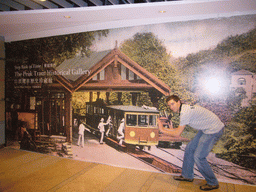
[0,36,5,146]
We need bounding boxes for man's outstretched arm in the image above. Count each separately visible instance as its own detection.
[158,118,185,137]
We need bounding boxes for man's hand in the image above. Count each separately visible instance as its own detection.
[157,118,185,137]
[157,118,165,133]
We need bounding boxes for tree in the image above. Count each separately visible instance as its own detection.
[72,92,107,116]
[5,30,109,66]
[214,28,256,57]
[120,32,194,109]
[218,105,256,169]
[5,31,109,106]
[229,52,256,73]
[226,87,246,115]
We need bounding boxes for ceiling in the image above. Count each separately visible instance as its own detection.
[0,0,256,42]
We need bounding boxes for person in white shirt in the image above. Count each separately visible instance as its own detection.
[98,118,108,144]
[117,118,125,145]
[105,116,113,137]
[158,95,224,191]
[77,119,86,148]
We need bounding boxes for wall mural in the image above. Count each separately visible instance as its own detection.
[5,14,256,186]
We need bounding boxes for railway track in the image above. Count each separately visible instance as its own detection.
[84,124,256,185]
[86,124,182,174]
[158,148,256,185]
[127,147,182,174]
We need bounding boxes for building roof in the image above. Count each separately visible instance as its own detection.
[232,69,255,76]
[56,50,112,82]
[52,48,171,96]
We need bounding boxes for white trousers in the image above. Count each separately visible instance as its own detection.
[77,134,84,147]
[100,131,104,144]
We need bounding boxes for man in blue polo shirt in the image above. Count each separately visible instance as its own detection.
[158,95,224,191]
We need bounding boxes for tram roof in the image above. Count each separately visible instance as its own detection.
[106,105,159,113]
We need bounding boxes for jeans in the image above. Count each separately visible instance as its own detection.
[181,128,224,185]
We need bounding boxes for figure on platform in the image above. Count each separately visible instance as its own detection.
[105,115,113,137]
[98,118,108,144]
[20,121,37,151]
[77,119,86,148]
[117,118,125,145]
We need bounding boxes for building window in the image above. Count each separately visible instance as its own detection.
[121,65,141,80]
[92,69,105,80]
[237,78,246,85]
[99,70,105,80]
[30,97,36,110]
[121,65,126,80]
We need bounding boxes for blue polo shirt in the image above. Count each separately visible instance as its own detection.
[180,104,224,134]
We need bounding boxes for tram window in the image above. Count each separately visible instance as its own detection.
[86,105,93,115]
[126,114,137,126]
[94,107,101,114]
[149,115,157,126]
[138,115,148,127]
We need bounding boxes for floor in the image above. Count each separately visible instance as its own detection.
[0,147,256,192]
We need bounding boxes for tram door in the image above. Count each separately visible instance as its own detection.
[111,110,124,136]
[38,93,65,136]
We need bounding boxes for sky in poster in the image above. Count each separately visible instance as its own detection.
[92,14,256,57]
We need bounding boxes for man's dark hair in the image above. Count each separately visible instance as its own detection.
[166,95,181,103]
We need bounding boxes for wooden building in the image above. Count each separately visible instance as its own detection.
[8,48,171,143]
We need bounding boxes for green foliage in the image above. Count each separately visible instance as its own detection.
[72,92,89,116]
[120,92,132,105]
[229,52,256,73]
[216,27,256,73]
[176,27,256,100]
[218,105,256,169]
[136,92,153,107]
[233,105,256,137]
[171,27,256,169]
[215,28,256,57]
[5,30,109,66]
[120,33,170,82]
[120,32,195,109]
[226,88,246,115]
[72,92,107,116]
[5,30,108,107]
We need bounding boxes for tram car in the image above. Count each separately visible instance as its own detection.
[85,99,159,147]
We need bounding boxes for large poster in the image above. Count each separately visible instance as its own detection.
[5,14,256,185]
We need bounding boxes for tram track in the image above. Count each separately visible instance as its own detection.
[87,125,187,175]
[85,124,256,185]
[126,147,182,174]
[101,132,183,174]
[158,148,256,185]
